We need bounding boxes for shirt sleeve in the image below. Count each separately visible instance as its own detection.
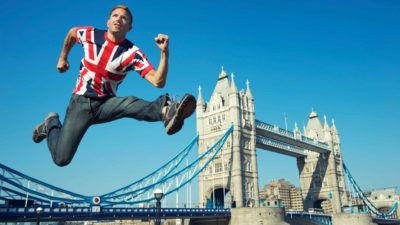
[75,26,94,44]
[127,50,155,78]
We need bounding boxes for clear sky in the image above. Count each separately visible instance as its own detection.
[0,0,399,201]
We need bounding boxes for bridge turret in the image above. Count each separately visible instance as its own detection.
[197,86,205,114]
[298,110,348,214]
[196,86,206,134]
[323,115,332,143]
[331,119,340,144]
[245,80,253,100]
[197,68,259,209]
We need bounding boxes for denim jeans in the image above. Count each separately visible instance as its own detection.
[46,94,167,166]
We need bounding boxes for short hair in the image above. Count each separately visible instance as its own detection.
[109,5,133,25]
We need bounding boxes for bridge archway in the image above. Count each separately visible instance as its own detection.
[208,188,230,208]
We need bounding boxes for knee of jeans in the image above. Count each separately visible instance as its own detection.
[53,156,72,167]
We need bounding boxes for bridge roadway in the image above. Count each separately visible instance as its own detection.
[255,120,331,156]
[1,206,399,224]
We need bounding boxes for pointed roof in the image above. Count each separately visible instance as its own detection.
[309,108,318,119]
[218,66,228,80]
[305,110,324,139]
[245,79,253,99]
[211,67,230,104]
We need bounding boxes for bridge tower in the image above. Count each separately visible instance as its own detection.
[296,111,348,213]
[196,68,260,208]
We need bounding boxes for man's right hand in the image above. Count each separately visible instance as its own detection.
[57,58,70,73]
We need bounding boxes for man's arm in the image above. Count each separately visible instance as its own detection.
[57,28,77,73]
[144,34,169,88]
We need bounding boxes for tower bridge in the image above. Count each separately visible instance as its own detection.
[0,68,399,225]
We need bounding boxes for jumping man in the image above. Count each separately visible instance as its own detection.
[32,5,196,167]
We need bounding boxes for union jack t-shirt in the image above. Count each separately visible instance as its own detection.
[73,26,154,98]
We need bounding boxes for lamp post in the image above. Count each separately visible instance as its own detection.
[36,207,43,225]
[154,189,164,225]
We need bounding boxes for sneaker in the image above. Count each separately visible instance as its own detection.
[163,94,196,135]
[32,112,59,143]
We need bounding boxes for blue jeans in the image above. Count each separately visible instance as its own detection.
[46,94,167,166]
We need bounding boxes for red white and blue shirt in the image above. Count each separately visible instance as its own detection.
[73,26,154,98]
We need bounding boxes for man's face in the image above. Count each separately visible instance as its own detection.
[107,8,132,35]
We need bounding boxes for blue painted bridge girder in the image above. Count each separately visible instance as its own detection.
[0,207,230,222]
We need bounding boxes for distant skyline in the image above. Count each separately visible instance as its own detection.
[0,0,399,199]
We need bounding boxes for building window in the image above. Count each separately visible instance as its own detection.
[215,163,223,173]
[209,118,212,125]
[222,114,225,121]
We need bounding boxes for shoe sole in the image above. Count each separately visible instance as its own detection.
[32,113,59,143]
[181,94,196,119]
[165,95,196,135]
[32,125,46,143]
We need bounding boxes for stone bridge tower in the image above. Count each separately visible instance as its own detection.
[196,68,259,208]
[297,111,348,213]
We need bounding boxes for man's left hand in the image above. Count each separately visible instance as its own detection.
[155,34,169,53]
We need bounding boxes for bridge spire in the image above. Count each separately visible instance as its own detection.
[245,79,253,99]
[197,85,203,104]
[323,115,330,130]
[230,73,238,93]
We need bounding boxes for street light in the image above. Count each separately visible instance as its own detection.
[36,207,43,225]
[154,189,164,225]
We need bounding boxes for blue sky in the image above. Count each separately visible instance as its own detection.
[0,0,399,201]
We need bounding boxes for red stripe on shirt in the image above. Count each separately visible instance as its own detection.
[73,68,88,93]
[86,29,94,60]
[116,50,138,71]
[140,66,154,78]
[83,59,126,81]
[92,41,116,95]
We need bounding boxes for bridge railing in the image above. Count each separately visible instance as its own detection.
[255,120,330,150]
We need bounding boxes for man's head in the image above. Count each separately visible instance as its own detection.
[107,5,133,36]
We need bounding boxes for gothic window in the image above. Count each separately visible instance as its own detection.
[208,166,213,174]
[215,163,223,173]
[218,115,221,122]
[222,114,225,121]
[227,141,231,148]
[209,118,212,125]
[213,117,216,123]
